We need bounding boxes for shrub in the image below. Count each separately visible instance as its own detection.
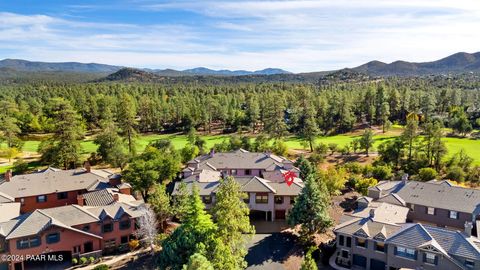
[89,257,96,264]
[271,140,288,156]
[343,162,363,174]
[354,177,378,195]
[372,165,392,180]
[446,166,466,182]
[93,264,109,270]
[418,168,438,181]
[71,258,78,265]
[80,257,88,265]
[129,239,140,250]
[328,143,338,155]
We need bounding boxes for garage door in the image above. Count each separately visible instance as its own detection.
[352,254,367,269]
[371,259,386,270]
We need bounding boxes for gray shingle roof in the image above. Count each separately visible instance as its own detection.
[0,168,114,198]
[425,225,480,260]
[188,149,290,170]
[0,202,145,240]
[334,217,402,239]
[0,203,20,222]
[387,223,434,248]
[83,189,115,206]
[395,181,480,213]
[0,191,14,203]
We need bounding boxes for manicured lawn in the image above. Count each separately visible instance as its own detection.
[2,132,479,170]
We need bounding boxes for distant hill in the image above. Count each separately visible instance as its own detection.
[353,52,480,76]
[0,59,122,73]
[2,51,480,83]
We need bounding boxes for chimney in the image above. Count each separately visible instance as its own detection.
[369,208,376,219]
[118,184,131,195]
[4,170,12,182]
[209,149,215,158]
[84,161,91,173]
[113,194,119,202]
[77,195,85,206]
[465,222,473,237]
[401,174,409,185]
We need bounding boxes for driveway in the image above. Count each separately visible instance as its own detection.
[245,233,296,270]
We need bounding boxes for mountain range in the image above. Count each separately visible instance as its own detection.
[1,51,480,81]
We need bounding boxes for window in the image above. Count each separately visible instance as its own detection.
[82,225,90,231]
[231,169,237,176]
[356,238,367,248]
[274,196,284,204]
[243,193,250,203]
[375,242,385,252]
[465,260,475,268]
[17,236,41,249]
[245,169,251,175]
[121,235,129,244]
[395,246,416,260]
[255,193,268,204]
[424,253,437,265]
[341,250,349,258]
[427,207,435,215]
[202,195,212,204]
[290,196,296,205]
[339,235,345,246]
[37,195,47,203]
[20,198,25,206]
[449,210,458,219]
[346,237,351,247]
[73,245,81,254]
[57,192,68,200]
[46,232,60,244]
[120,219,131,230]
[102,223,113,233]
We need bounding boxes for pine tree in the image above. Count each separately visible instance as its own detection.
[300,249,318,270]
[211,176,254,270]
[38,98,85,169]
[288,174,333,243]
[359,129,375,157]
[149,184,173,232]
[117,93,137,155]
[159,187,217,270]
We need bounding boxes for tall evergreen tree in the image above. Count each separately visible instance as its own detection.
[359,129,375,157]
[182,253,214,270]
[39,98,85,169]
[288,174,333,243]
[211,176,254,270]
[117,93,137,154]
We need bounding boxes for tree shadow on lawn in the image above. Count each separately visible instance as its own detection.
[246,232,298,267]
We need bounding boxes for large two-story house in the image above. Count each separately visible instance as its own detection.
[174,149,304,221]
[332,177,480,270]
[0,201,145,270]
[0,165,127,213]
[368,179,480,231]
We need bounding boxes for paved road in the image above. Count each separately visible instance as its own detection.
[245,233,296,270]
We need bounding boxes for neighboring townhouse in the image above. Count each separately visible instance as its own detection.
[0,201,145,270]
[0,165,128,213]
[334,215,480,270]
[174,149,303,221]
[367,178,480,230]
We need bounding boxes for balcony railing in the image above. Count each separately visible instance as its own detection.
[75,250,103,259]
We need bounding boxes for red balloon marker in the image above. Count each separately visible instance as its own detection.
[283,171,297,187]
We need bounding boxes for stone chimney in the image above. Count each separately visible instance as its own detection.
[369,208,376,219]
[4,170,12,182]
[113,194,119,202]
[77,195,85,206]
[84,161,91,173]
[465,222,473,237]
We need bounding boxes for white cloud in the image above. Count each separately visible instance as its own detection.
[1,0,480,72]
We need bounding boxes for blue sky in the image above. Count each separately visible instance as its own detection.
[0,0,479,72]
